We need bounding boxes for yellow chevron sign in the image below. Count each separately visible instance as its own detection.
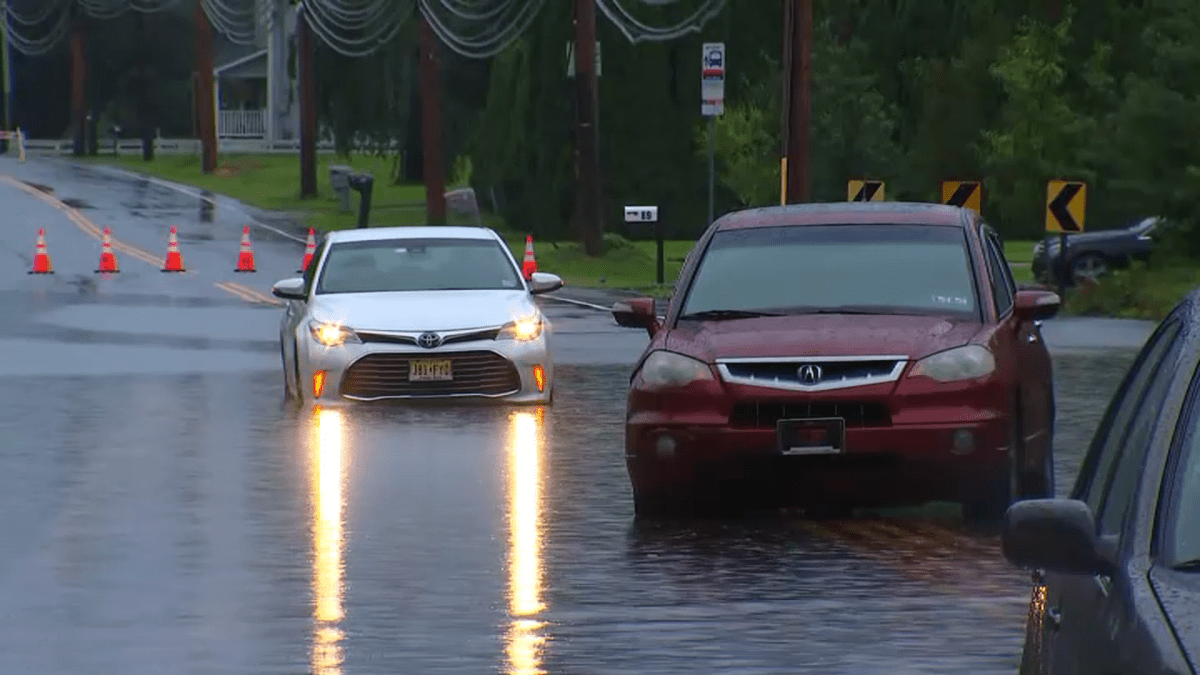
[941,180,982,212]
[848,179,884,202]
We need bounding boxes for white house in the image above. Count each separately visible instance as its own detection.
[212,0,298,141]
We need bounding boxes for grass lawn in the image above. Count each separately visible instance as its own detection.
[73,153,1038,295]
[1065,262,1200,320]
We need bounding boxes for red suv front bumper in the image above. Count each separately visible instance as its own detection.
[624,375,1012,508]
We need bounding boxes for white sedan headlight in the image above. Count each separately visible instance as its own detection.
[637,350,715,390]
[499,314,543,341]
[309,319,360,347]
[910,345,995,383]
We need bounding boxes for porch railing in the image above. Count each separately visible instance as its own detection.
[218,109,267,138]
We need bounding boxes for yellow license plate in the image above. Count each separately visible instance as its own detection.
[409,359,453,382]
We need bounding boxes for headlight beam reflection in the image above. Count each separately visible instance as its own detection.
[312,407,346,674]
[506,410,546,674]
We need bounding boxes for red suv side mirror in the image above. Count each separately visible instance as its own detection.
[612,297,661,338]
[1014,289,1061,322]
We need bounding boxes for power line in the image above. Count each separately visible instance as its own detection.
[596,0,728,43]
[301,0,416,57]
[418,0,546,60]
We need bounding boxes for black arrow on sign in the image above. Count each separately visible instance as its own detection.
[853,181,881,202]
[946,182,977,207]
[1049,183,1083,232]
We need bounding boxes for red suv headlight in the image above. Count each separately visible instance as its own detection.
[909,345,996,383]
[635,350,716,391]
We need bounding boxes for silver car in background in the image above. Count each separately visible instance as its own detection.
[271,226,563,405]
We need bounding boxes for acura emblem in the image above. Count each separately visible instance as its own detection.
[797,364,823,384]
[417,332,443,349]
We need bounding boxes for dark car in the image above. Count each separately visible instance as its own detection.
[1031,217,1162,285]
[1002,289,1200,675]
[611,202,1062,521]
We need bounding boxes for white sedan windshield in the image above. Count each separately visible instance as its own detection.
[681,224,979,317]
[316,238,524,294]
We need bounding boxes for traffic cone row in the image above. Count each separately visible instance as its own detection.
[29,229,53,274]
[25,225,280,275]
[235,225,257,272]
[522,235,537,280]
[96,227,119,273]
[299,228,316,272]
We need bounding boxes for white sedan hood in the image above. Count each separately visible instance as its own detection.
[308,290,539,332]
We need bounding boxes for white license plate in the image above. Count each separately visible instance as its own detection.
[409,359,453,382]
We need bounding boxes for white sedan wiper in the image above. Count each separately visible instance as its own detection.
[678,309,783,321]
[1172,558,1200,572]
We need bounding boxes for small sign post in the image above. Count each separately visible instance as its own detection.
[702,43,725,228]
[625,205,663,285]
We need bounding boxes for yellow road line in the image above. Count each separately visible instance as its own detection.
[0,173,278,308]
[216,280,282,306]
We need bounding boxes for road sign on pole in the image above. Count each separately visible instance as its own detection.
[703,43,724,228]
[701,42,725,117]
[1045,180,1086,233]
[941,180,982,212]
[848,179,884,202]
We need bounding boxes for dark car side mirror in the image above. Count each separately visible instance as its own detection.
[1002,499,1116,576]
[612,297,660,338]
[1014,289,1061,322]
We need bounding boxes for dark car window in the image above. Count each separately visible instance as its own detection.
[679,224,979,318]
[1096,321,1182,535]
[315,238,524,294]
[302,238,328,296]
[1074,316,1181,512]
[1168,364,1200,566]
[982,231,1015,317]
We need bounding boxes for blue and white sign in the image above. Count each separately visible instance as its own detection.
[701,42,725,117]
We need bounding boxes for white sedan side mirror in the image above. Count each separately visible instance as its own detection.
[528,272,564,295]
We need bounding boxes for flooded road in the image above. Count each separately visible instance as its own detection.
[0,155,1149,673]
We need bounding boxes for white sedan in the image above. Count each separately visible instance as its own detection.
[271,226,563,405]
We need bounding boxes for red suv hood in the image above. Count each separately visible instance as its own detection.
[666,314,982,361]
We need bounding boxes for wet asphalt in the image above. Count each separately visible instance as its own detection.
[0,154,1156,674]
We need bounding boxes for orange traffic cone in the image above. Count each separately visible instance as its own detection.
[522,235,537,279]
[29,228,53,274]
[235,225,257,272]
[299,228,316,272]
[95,226,120,273]
[162,226,186,272]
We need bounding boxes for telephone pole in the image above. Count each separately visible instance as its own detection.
[783,0,811,203]
[418,14,446,225]
[298,3,317,198]
[573,0,602,256]
[194,0,217,173]
[69,11,87,156]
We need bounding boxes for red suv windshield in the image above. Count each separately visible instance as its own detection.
[680,224,979,319]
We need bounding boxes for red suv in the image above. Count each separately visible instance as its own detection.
[612,203,1061,522]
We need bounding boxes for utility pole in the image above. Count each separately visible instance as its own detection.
[136,10,153,161]
[784,0,811,203]
[1,0,10,155]
[418,14,446,225]
[298,3,317,198]
[69,10,87,156]
[572,0,602,256]
[194,0,217,173]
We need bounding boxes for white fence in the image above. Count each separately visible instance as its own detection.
[218,110,267,138]
[17,137,342,156]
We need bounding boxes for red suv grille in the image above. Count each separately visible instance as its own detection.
[729,400,892,428]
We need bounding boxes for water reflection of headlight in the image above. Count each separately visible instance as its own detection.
[312,407,346,675]
[506,409,546,674]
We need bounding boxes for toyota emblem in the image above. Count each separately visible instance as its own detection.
[797,364,823,384]
[417,332,443,349]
